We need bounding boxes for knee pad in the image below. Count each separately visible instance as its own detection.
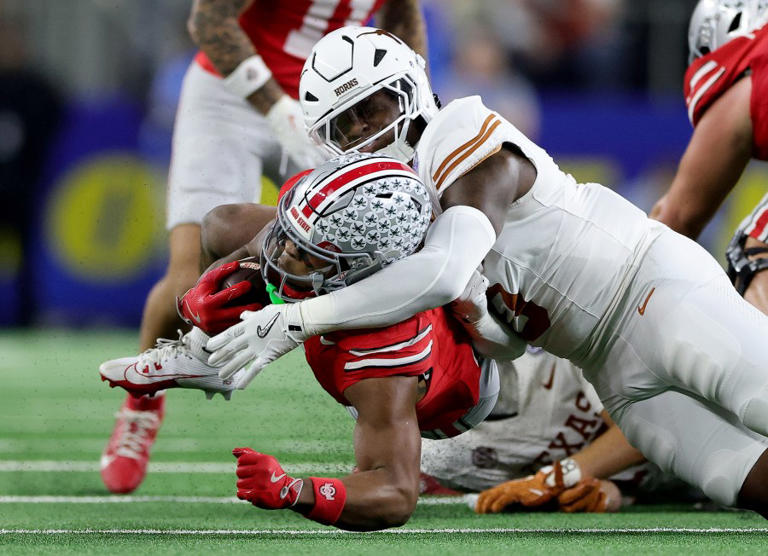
[742,393,768,437]
[700,448,755,507]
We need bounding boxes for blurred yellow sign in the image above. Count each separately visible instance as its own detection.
[46,154,164,282]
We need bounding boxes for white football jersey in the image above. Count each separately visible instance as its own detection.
[414,97,666,359]
[420,348,636,491]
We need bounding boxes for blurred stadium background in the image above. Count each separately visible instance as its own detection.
[3,0,766,329]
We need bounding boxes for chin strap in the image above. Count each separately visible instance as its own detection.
[265,282,285,305]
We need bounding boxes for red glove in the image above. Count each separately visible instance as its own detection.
[177,262,263,335]
[233,447,304,509]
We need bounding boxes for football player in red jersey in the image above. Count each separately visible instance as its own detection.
[650,0,768,315]
[101,0,427,494]
[105,154,515,529]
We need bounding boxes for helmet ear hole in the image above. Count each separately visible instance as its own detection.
[728,12,743,32]
[373,48,387,67]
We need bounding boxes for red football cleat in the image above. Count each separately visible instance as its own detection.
[100,393,165,494]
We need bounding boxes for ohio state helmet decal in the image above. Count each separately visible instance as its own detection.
[261,153,432,302]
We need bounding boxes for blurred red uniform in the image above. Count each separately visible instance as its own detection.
[195,0,386,98]
[685,23,768,242]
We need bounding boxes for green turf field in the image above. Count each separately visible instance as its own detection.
[1,329,767,554]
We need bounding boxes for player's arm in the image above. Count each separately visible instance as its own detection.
[188,0,283,114]
[199,203,276,272]
[188,0,323,168]
[376,0,427,59]
[207,147,531,381]
[650,76,753,239]
[476,410,640,514]
[178,207,276,333]
[439,145,534,233]
[233,375,422,531]
[295,147,530,333]
[326,376,422,530]
[570,411,645,480]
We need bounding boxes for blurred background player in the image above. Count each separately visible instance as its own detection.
[101,0,428,494]
[650,0,768,315]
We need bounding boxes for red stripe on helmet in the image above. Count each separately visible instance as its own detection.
[278,169,314,202]
[305,160,415,215]
[749,207,768,240]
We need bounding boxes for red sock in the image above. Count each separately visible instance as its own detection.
[126,392,165,412]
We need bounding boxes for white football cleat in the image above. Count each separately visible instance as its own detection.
[100,328,235,400]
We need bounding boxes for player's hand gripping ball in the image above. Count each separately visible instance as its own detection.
[178,257,270,335]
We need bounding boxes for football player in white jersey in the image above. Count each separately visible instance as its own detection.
[204,26,768,517]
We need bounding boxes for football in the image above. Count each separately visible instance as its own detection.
[220,256,271,308]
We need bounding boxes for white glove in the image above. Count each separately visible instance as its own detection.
[266,95,326,171]
[450,270,490,324]
[206,303,309,389]
[450,270,527,360]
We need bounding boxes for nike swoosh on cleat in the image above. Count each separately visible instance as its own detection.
[256,313,280,338]
[270,472,286,483]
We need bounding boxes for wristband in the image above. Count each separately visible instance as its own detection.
[222,54,272,98]
[305,477,346,525]
[543,458,582,489]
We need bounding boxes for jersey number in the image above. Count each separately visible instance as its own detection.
[284,0,378,59]
[487,284,551,342]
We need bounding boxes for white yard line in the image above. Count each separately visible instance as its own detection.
[2,527,768,535]
[0,460,347,474]
[0,496,242,504]
[0,495,469,506]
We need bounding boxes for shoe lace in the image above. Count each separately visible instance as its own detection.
[113,408,160,459]
[136,330,192,369]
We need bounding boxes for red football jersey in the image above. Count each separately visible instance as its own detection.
[195,0,387,99]
[304,307,483,438]
[684,24,768,159]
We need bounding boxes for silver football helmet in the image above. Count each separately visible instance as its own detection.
[299,26,439,163]
[688,0,768,62]
[261,153,432,302]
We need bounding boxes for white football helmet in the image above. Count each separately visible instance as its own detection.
[688,0,768,62]
[299,26,439,163]
[261,153,432,302]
